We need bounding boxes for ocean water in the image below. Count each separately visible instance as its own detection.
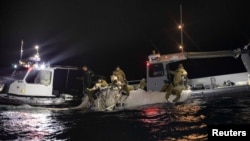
[0,94,250,141]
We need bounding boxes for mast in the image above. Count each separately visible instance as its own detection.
[18,40,24,65]
[178,4,184,53]
[20,40,24,62]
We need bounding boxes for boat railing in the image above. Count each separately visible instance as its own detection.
[127,79,141,85]
[127,79,144,89]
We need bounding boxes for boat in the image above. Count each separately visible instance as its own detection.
[0,44,84,108]
[71,43,250,112]
[2,6,249,111]
[146,43,250,100]
[1,41,250,111]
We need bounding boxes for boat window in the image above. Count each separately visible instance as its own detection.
[168,57,247,79]
[11,67,29,80]
[26,70,39,83]
[26,70,51,85]
[53,69,82,96]
[148,63,164,77]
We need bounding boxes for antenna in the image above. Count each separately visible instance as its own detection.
[178,4,184,53]
[150,40,160,54]
[19,40,24,63]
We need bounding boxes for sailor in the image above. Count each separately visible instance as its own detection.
[163,80,174,100]
[163,79,186,103]
[166,85,186,103]
[148,50,160,61]
[170,63,188,87]
[137,78,146,90]
[110,74,130,106]
[81,65,95,92]
[160,80,172,92]
[166,63,188,102]
[90,77,109,90]
[112,66,131,93]
[112,66,127,85]
[110,75,129,92]
[85,77,108,105]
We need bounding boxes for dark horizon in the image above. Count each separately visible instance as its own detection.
[1,0,250,80]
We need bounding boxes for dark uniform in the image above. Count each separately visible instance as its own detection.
[82,65,95,91]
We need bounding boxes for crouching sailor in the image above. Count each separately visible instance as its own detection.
[164,63,189,103]
[85,77,108,106]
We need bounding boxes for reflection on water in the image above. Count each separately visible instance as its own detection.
[0,107,69,141]
[139,102,207,141]
[0,96,250,141]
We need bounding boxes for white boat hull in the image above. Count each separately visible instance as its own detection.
[75,84,250,111]
[0,93,82,107]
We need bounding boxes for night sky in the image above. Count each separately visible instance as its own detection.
[1,0,250,80]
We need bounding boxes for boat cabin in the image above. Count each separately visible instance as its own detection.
[146,48,250,91]
[3,65,83,97]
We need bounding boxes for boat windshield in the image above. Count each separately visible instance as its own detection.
[11,67,29,80]
[148,63,164,77]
